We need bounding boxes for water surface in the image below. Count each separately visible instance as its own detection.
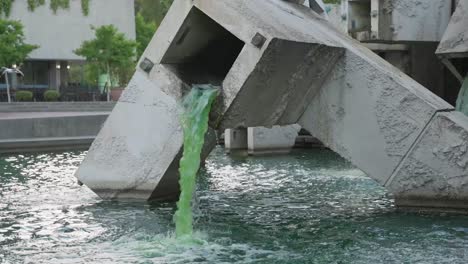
[1,147,468,263]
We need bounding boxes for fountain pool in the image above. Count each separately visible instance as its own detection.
[1,147,468,263]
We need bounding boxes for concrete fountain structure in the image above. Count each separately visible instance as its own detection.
[76,0,468,210]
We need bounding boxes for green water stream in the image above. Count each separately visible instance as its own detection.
[174,85,218,238]
[456,75,468,116]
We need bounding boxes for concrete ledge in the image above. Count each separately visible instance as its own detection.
[395,197,468,212]
[0,113,108,139]
[0,136,94,154]
[0,102,116,112]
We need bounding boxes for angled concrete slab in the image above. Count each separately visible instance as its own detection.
[436,0,468,58]
[298,50,452,186]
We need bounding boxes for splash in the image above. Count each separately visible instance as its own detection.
[174,85,218,238]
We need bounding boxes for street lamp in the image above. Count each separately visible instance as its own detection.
[1,67,24,103]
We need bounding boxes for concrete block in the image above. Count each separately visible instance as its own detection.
[75,69,186,200]
[299,51,453,185]
[248,125,301,155]
[436,0,468,57]
[224,128,248,153]
[387,111,468,209]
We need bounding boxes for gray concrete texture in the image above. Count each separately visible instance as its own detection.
[376,0,451,42]
[77,0,468,210]
[0,112,107,139]
[0,111,109,153]
[332,0,451,43]
[436,0,468,58]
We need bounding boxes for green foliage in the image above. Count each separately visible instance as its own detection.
[0,19,38,67]
[323,0,341,4]
[135,0,173,26]
[0,0,13,17]
[43,90,60,101]
[1,0,92,17]
[27,0,45,11]
[16,90,33,101]
[83,62,99,86]
[81,0,89,16]
[50,0,69,14]
[74,25,137,87]
[135,13,156,58]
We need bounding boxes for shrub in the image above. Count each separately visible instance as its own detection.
[44,90,60,101]
[15,91,33,102]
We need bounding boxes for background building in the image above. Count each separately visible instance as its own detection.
[0,0,135,99]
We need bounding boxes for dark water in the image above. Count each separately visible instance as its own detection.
[1,147,468,264]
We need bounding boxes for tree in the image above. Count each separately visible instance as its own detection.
[135,0,173,26]
[135,13,156,58]
[0,19,38,68]
[74,25,137,101]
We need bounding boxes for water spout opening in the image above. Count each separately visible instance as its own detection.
[161,7,245,87]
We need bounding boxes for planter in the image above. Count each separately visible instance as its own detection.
[110,88,124,101]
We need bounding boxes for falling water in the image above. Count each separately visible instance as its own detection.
[456,76,468,116]
[174,85,218,238]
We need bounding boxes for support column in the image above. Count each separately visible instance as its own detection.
[59,61,69,91]
[247,125,301,155]
[224,128,248,153]
[49,61,60,90]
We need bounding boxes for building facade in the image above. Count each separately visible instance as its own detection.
[0,0,135,100]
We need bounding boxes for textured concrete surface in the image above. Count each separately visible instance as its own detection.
[248,125,301,155]
[387,111,468,210]
[377,0,451,42]
[77,0,468,210]
[75,69,186,200]
[299,50,452,186]
[331,0,451,42]
[436,0,468,57]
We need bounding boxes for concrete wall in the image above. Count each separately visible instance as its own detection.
[0,114,108,139]
[7,0,135,61]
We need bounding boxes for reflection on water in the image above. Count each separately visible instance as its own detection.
[0,147,467,263]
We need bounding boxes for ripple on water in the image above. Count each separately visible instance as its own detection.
[1,147,468,263]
